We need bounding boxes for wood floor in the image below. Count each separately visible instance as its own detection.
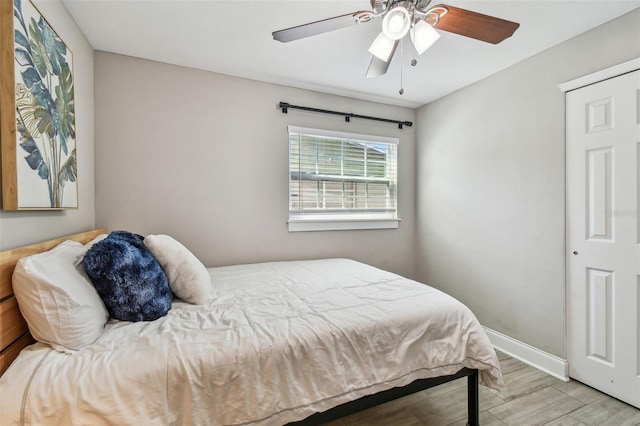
[323,351,640,426]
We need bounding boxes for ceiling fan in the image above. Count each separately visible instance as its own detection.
[272,0,520,78]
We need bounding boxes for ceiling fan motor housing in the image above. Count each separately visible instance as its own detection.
[372,0,434,15]
[413,0,433,13]
[370,0,387,14]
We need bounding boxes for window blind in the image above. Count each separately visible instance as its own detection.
[288,126,398,219]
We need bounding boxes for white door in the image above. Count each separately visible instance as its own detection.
[567,69,640,409]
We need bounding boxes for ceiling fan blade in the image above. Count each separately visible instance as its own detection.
[428,4,519,44]
[365,40,398,78]
[273,11,367,43]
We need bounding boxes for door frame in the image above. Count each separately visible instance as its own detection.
[560,58,640,93]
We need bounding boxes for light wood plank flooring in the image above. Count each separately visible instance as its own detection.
[324,351,640,426]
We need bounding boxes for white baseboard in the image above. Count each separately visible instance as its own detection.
[483,326,569,382]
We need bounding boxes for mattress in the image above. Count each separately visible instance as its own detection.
[0,259,502,425]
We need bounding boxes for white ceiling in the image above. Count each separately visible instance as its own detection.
[62,0,640,108]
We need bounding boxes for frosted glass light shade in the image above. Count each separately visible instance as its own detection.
[368,32,395,62]
[382,6,410,40]
[411,20,440,55]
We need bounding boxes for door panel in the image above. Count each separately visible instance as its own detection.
[586,147,612,240]
[586,268,613,364]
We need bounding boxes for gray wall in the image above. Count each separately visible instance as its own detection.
[415,9,640,357]
[94,52,417,278]
[0,0,95,250]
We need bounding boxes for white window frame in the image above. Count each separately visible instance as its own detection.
[287,126,400,232]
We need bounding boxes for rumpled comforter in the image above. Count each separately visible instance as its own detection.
[0,259,502,425]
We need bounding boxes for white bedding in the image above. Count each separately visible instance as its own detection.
[0,259,502,425]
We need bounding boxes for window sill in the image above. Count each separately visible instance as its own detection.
[287,217,400,232]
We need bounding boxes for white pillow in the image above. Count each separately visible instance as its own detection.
[12,240,109,352]
[144,234,211,305]
[85,233,108,248]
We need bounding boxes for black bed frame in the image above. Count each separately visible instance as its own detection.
[290,368,479,426]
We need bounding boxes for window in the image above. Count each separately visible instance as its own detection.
[288,126,399,232]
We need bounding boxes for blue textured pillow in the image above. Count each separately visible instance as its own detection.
[83,231,172,322]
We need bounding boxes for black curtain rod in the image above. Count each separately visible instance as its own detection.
[279,102,412,129]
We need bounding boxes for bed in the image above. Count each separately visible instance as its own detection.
[0,229,502,425]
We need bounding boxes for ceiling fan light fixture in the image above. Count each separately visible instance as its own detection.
[411,20,440,55]
[381,6,411,40]
[368,32,396,62]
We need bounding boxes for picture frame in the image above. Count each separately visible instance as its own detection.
[0,0,77,210]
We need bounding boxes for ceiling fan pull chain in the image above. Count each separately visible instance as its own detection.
[399,38,404,95]
[411,27,418,66]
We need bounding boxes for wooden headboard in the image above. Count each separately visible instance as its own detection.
[0,228,107,376]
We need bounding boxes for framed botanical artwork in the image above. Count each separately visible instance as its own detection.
[0,0,77,210]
